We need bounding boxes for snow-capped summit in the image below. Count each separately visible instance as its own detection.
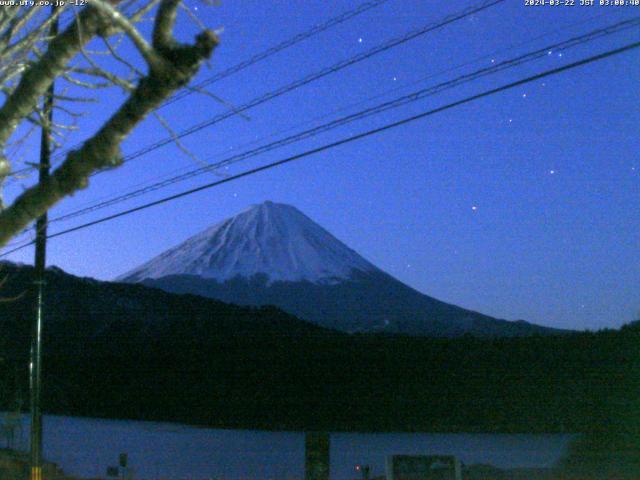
[119,201,377,285]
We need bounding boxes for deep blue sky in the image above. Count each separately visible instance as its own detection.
[4,0,639,330]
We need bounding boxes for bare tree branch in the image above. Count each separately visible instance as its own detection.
[90,0,162,68]
[0,0,219,247]
[0,6,105,147]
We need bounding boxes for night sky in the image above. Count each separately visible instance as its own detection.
[3,1,639,331]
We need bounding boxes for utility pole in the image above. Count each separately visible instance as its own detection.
[30,7,57,480]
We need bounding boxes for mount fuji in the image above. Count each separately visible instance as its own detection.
[119,201,560,337]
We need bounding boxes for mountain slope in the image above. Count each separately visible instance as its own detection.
[120,201,563,337]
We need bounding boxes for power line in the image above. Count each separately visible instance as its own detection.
[11,0,501,184]
[162,0,393,107]
[10,4,613,187]
[116,0,505,167]
[46,17,640,225]
[46,8,621,222]
[2,39,638,258]
[7,0,392,180]
[3,13,635,248]
[3,5,608,252]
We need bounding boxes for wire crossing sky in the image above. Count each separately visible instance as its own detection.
[2,36,638,256]
[38,16,640,226]
[3,0,639,331]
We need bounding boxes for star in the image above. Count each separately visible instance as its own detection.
[549,169,556,175]
[491,59,496,64]
[522,93,527,98]
[358,38,363,43]
[471,205,478,211]
[558,52,563,58]
[392,76,397,81]
[547,50,553,55]
[508,118,513,123]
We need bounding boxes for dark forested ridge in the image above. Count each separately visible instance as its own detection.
[0,262,638,435]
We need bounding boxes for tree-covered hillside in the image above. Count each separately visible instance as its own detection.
[0,263,638,437]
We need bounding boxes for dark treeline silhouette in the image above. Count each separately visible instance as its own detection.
[0,262,638,439]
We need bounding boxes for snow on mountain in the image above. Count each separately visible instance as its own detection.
[119,201,378,285]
